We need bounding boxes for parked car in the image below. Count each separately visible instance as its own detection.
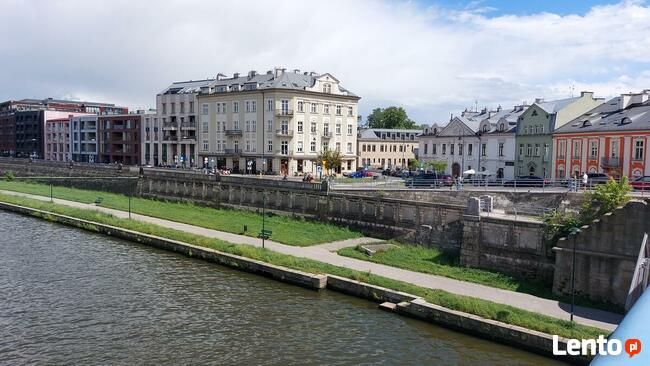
[407,172,452,187]
[586,173,611,186]
[630,176,650,190]
[346,171,366,178]
[503,176,550,187]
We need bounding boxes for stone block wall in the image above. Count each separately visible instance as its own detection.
[553,200,650,306]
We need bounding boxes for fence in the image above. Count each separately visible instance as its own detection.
[625,233,650,312]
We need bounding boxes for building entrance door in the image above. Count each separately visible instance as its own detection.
[452,163,460,177]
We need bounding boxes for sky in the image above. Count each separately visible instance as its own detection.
[2,0,650,125]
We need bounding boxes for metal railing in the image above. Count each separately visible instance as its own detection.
[275,109,294,116]
[625,233,649,312]
[276,129,293,136]
[601,157,621,167]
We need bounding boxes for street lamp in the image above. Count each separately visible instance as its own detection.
[569,226,581,322]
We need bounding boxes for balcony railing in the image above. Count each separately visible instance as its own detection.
[276,129,293,137]
[322,131,332,138]
[181,122,196,129]
[225,129,243,136]
[275,150,289,155]
[163,135,177,141]
[601,157,621,167]
[275,109,294,117]
[224,148,241,155]
[163,122,178,129]
[180,136,196,142]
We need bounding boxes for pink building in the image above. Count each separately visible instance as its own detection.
[44,113,89,161]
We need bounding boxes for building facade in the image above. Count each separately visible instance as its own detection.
[138,109,157,165]
[552,91,650,179]
[357,128,420,169]
[45,116,74,161]
[196,68,360,175]
[153,79,214,167]
[515,92,603,178]
[70,115,99,163]
[98,114,141,165]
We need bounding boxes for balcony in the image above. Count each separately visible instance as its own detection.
[275,150,289,156]
[163,135,177,141]
[180,135,196,142]
[276,129,293,137]
[225,129,243,136]
[224,148,241,156]
[275,109,294,117]
[601,157,621,168]
[181,122,196,129]
[163,122,178,130]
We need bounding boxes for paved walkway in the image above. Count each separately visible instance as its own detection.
[0,189,622,331]
[313,237,385,252]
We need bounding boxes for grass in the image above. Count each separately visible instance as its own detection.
[0,191,609,340]
[0,180,361,246]
[339,244,623,313]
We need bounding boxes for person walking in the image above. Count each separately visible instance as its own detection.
[582,172,589,191]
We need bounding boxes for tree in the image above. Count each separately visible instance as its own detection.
[426,160,447,173]
[317,148,343,173]
[408,158,420,171]
[367,106,416,129]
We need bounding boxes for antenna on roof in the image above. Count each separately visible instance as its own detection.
[569,84,575,98]
[475,100,478,112]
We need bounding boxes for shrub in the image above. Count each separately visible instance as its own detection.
[3,171,14,181]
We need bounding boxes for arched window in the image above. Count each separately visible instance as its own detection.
[499,124,505,132]
[482,124,489,132]
[633,169,642,177]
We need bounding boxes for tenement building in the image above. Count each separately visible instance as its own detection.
[552,90,650,179]
[153,79,214,167]
[196,68,360,175]
[44,116,75,161]
[97,114,142,165]
[515,92,603,178]
[357,128,420,169]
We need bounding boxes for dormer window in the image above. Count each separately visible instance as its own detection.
[322,83,331,93]
[621,117,632,125]
[499,124,505,132]
[582,120,591,127]
[482,125,489,132]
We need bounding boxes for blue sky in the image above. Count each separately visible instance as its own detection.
[421,0,621,16]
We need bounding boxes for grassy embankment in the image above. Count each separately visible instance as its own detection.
[0,180,360,246]
[338,244,622,313]
[0,191,608,340]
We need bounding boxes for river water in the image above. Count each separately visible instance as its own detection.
[0,211,563,365]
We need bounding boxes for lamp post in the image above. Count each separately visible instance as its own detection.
[569,226,581,322]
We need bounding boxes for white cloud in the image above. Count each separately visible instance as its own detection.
[1,0,650,124]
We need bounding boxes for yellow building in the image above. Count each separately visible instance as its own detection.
[357,128,421,169]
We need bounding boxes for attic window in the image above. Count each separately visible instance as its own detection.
[532,110,538,116]
[482,125,489,132]
[499,124,505,131]
[621,117,632,125]
[582,120,591,127]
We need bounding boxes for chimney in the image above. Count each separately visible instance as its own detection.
[274,67,283,77]
[233,72,240,78]
[248,70,257,78]
[266,70,272,75]
[294,69,300,74]
[309,71,317,76]
[535,98,544,104]
[217,73,226,80]
[580,91,593,99]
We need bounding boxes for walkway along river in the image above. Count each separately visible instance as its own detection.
[0,211,563,365]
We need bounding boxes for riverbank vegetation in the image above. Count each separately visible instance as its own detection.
[0,192,608,340]
[338,244,621,313]
[0,180,361,246]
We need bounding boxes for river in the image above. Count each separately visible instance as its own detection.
[0,211,563,365]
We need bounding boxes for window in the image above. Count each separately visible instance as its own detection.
[498,142,504,157]
[180,102,185,114]
[202,121,208,133]
[251,101,256,112]
[202,140,209,151]
[468,144,472,156]
[336,124,341,135]
[310,122,316,133]
[233,101,239,113]
[323,123,329,135]
[362,144,367,152]
[310,140,316,152]
[590,140,598,159]
[323,142,329,151]
[634,139,645,161]
[482,124,489,132]
[171,103,175,114]
[266,120,273,132]
[336,105,342,115]
[558,140,566,158]
[216,103,222,114]
[524,126,528,134]
[323,83,331,93]
[347,106,353,116]
[297,141,303,152]
[534,144,540,157]
[458,143,463,156]
[267,140,273,152]
[336,142,341,151]
[347,142,353,153]
[310,103,317,113]
[201,104,208,115]
[245,101,251,113]
[298,101,304,112]
[450,144,454,155]
[543,143,549,159]
[267,99,273,111]
[481,143,486,157]
[347,124,353,135]
[499,124,505,132]
[432,144,436,155]
[162,103,167,114]
[189,102,194,114]
[526,144,532,157]
[573,140,581,158]
[297,121,303,133]
[442,144,446,155]
[535,125,539,134]
[281,141,288,154]
[424,143,428,155]
[324,104,330,114]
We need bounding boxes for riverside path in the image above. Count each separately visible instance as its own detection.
[0,189,622,331]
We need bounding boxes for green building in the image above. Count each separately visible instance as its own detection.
[515,92,603,178]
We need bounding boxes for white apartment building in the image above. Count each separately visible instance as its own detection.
[70,115,99,163]
[151,79,214,167]
[419,104,527,180]
[357,128,421,169]
[196,68,360,175]
[137,109,158,165]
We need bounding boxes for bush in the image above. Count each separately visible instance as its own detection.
[3,171,14,181]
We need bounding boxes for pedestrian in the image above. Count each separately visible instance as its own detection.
[582,172,588,191]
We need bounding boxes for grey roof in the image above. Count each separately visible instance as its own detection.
[358,128,422,140]
[205,70,357,97]
[159,79,215,95]
[482,105,528,134]
[554,97,650,134]
[535,97,579,114]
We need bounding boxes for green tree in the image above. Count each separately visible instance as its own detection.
[317,148,343,173]
[408,158,420,171]
[426,160,447,173]
[367,106,416,129]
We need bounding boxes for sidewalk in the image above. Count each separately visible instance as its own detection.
[0,189,622,331]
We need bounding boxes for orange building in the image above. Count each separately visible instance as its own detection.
[552,91,650,179]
